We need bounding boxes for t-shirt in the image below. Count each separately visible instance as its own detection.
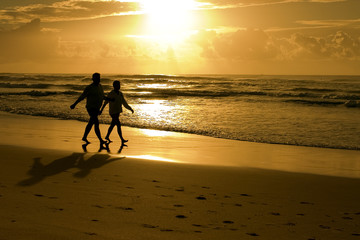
[79,83,104,110]
[107,90,125,115]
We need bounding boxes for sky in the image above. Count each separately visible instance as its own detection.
[0,0,359,75]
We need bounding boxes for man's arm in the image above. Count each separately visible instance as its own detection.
[70,86,88,109]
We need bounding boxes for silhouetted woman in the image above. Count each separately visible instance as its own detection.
[100,80,134,144]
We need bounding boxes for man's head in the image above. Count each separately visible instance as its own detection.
[92,72,100,85]
[113,80,120,90]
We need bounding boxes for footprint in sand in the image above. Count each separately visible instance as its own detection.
[116,206,134,211]
[93,205,104,208]
[176,215,187,219]
[192,224,204,228]
[300,201,314,205]
[175,187,185,192]
[142,224,158,229]
[240,194,251,197]
[196,196,207,200]
[246,232,259,236]
[160,229,174,232]
[160,194,174,198]
[223,220,234,224]
[173,204,184,208]
[319,225,330,229]
[270,212,281,216]
[34,194,44,197]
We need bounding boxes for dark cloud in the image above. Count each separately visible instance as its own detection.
[0,19,58,63]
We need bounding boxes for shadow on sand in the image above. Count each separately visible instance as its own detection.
[18,151,124,186]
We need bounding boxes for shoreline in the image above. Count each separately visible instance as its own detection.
[1,111,360,239]
[0,111,360,178]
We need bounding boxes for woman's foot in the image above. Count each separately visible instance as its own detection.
[105,136,112,143]
[121,139,128,143]
[82,138,90,144]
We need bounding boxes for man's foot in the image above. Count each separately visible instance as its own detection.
[100,139,107,145]
[82,138,90,144]
[121,139,128,143]
[105,137,112,143]
[98,143,108,152]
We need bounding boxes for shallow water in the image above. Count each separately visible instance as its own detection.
[0,73,359,150]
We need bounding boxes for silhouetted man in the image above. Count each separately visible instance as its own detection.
[70,72,106,144]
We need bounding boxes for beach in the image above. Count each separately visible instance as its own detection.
[1,112,360,239]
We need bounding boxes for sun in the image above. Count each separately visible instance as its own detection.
[140,0,198,37]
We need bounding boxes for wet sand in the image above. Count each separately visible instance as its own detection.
[0,112,360,239]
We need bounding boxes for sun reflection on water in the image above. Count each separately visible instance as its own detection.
[135,100,175,121]
[137,83,170,89]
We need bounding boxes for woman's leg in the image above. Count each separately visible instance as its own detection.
[106,114,118,142]
[115,118,128,143]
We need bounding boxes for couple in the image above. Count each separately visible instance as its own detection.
[70,73,134,146]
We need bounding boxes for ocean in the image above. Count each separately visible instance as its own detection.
[0,73,359,150]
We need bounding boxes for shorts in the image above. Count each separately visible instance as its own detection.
[110,113,120,119]
[87,108,100,117]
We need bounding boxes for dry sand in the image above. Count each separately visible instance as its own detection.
[0,111,360,239]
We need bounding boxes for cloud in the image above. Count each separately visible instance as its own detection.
[296,19,360,28]
[191,28,360,61]
[0,0,140,24]
[195,0,346,9]
[0,19,58,63]
[291,31,360,59]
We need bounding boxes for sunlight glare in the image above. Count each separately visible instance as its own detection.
[127,155,178,163]
[139,128,176,137]
[140,0,197,36]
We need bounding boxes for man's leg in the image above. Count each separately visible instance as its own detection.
[82,118,94,143]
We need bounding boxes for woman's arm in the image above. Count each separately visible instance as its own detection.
[121,93,134,113]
